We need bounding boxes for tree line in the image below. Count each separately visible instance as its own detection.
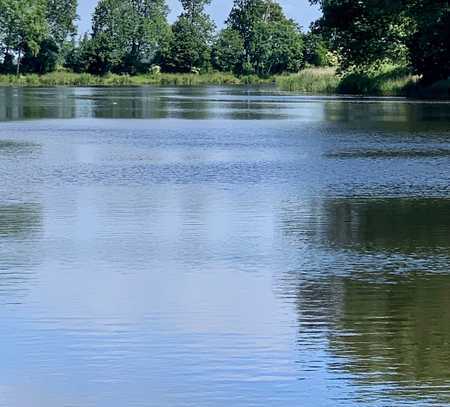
[1,0,449,84]
[0,0,332,76]
[0,0,77,74]
[312,0,450,84]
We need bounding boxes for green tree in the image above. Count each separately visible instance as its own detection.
[90,0,170,74]
[227,0,285,52]
[225,0,304,75]
[46,0,77,46]
[310,0,450,83]
[250,19,304,75]
[162,0,215,73]
[303,32,331,67]
[64,34,90,73]
[21,38,59,73]
[0,0,48,74]
[408,4,450,84]
[211,28,245,73]
[0,0,77,74]
[310,0,412,71]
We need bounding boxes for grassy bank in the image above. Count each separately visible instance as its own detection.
[277,66,419,96]
[276,67,340,93]
[1,68,449,98]
[0,71,272,87]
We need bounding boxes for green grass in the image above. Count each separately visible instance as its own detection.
[0,71,273,87]
[2,68,448,99]
[337,66,418,96]
[277,65,419,96]
[276,67,340,93]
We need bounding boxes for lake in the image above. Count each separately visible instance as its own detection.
[1,86,450,407]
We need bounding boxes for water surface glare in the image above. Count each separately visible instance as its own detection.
[1,86,450,407]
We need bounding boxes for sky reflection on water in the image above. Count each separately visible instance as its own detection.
[0,87,450,406]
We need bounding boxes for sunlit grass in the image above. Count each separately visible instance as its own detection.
[276,65,419,96]
[2,68,447,99]
[337,65,418,96]
[276,67,339,93]
[0,71,273,87]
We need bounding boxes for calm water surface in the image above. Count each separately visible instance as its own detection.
[1,87,450,406]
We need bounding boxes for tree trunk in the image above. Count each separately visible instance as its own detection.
[16,49,21,76]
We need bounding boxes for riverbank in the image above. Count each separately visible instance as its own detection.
[277,66,450,98]
[276,66,418,96]
[0,72,272,87]
[1,69,449,98]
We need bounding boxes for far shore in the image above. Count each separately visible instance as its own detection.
[1,68,448,99]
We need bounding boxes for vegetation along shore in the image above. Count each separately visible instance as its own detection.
[0,0,450,97]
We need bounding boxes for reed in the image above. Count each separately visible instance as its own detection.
[0,71,273,87]
[276,65,419,96]
[276,67,340,93]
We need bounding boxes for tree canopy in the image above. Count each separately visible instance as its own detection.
[161,0,215,72]
[88,0,170,74]
[225,0,304,75]
[0,0,77,74]
[311,0,450,82]
[4,0,449,85]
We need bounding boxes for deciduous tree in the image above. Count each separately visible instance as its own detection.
[90,0,170,74]
[162,0,215,72]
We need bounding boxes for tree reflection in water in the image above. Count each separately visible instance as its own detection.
[280,197,450,404]
[0,203,42,302]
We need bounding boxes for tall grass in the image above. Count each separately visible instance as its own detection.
[337,66,418,96]
[2,67,444,98]
[277,65,418,96]
[0,71,273,87]
[276,67,339,93]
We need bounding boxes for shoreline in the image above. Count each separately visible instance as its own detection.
[1,69,449,99]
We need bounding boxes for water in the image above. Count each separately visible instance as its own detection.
[1,86,450,407]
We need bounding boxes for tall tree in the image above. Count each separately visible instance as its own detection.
[162,0,215,72]
[0,0,48,74]
[211,28,245,73]
[310,0,412,71]
[310,0,450,82]
[46,0,77,46]
[224,0,304,75]
[22,0,78,73]
[407,1,450,83]
[90,0,170,74]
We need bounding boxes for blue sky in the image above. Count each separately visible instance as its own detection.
[76,0,321,34]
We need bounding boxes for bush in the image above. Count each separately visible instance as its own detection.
[338,65,417,96]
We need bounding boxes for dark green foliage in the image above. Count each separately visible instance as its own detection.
[89,0,170,74]
[64,35,98,74]
[161,0,215,73]
[249,19,304,75]
[303,33,330,67]
[211,28,245,73]
[4,0,450,85]
[337,65,415,96]
[46,0,77,46]
[21,38,59,73]
[224,0,304,75]
[0,0,49,73]
[0,54,15,74]
[410,9,450,84]
[0,0,77,74]
[310,0,411,70]
[311,0,450,83]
